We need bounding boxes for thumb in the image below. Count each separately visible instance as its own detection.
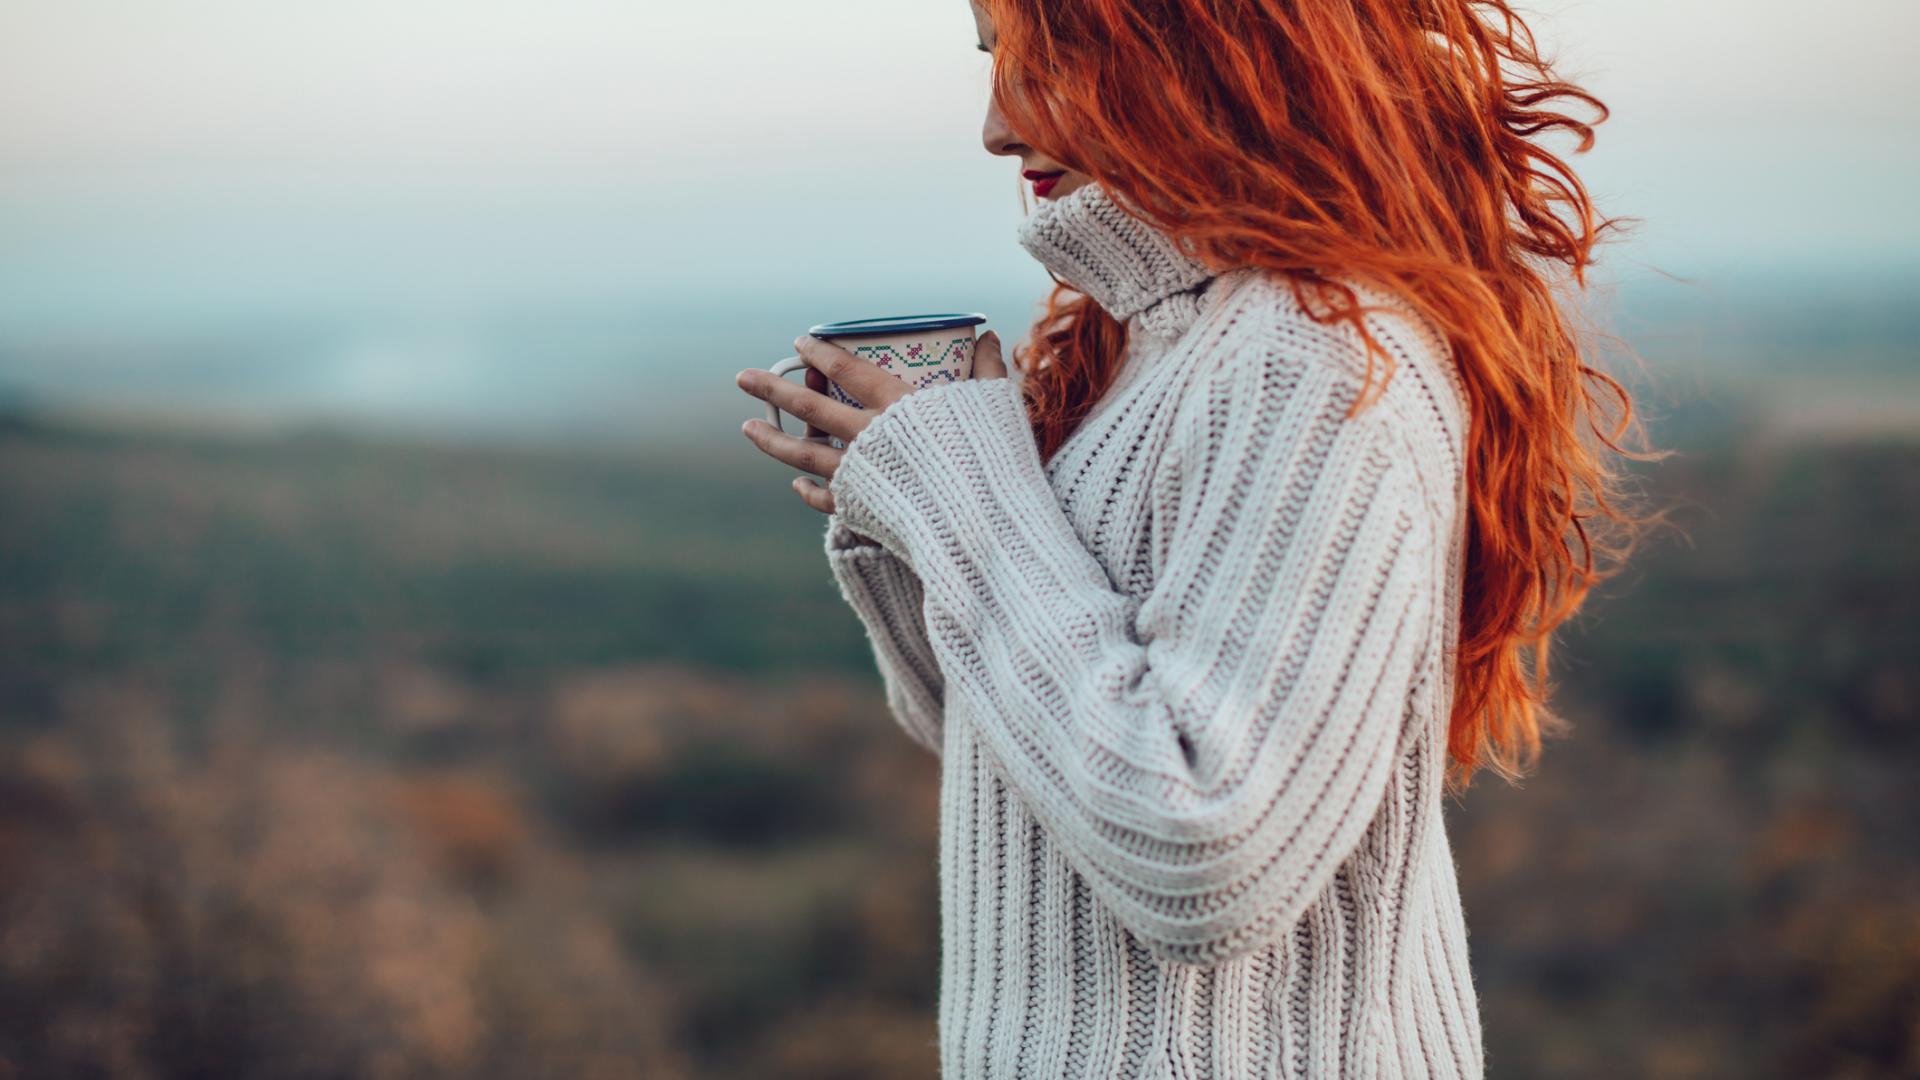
[972,330,1010,380]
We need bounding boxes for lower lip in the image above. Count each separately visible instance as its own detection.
[1031,174,1062,198]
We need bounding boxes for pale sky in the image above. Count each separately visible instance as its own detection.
[2,0,1916,316]
[0,0,1913,432]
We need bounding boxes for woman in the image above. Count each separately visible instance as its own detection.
[734,0,1657,1075]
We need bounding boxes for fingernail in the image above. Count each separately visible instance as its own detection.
[741,419,754,434]
[793,335,810,351]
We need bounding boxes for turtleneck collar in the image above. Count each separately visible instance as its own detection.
[1015,180,1225,341]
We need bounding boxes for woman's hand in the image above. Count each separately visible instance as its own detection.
[735,329,1008,515]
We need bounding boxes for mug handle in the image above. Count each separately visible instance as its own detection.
[761,355,833,443]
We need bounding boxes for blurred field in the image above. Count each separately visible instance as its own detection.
[0,380,1915,1078]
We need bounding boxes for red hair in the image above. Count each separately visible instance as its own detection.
[982,0,1673,788]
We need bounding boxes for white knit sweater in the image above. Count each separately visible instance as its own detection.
[822,180,1483,1079]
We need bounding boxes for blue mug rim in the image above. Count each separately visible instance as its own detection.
[809,312,988,338]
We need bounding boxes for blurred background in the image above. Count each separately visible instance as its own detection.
[0,0,1914,1076]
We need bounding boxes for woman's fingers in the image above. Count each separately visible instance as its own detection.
[972,330,1010,379]
[791,475,835,514]
[734,365,866,440]
[741,328,1005,506]
[739,416,844,480]
[794,335,911,411]
[803,366,831,439]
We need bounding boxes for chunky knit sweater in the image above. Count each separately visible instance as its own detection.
[822,180,1483,1078]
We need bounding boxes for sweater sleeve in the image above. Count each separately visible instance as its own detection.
[823,514,947,757]
[824,354,1441,966]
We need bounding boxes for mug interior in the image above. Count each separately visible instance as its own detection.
[809,312,985,338]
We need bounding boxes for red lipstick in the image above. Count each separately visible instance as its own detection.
[1023,169,1065,198]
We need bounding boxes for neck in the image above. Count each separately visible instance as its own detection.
[1015,181,1223,340]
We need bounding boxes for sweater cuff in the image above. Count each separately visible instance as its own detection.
[826,377,1044,575]
[824,513,891,557]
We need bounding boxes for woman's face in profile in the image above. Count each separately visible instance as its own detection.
[971,1,1093,203]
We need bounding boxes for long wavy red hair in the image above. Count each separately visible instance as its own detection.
[981,0,1672,788]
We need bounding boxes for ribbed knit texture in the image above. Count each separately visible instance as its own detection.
[822,180,1484,1078]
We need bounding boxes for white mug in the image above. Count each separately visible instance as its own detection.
[763,313,987,450]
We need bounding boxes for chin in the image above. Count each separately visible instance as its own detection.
[1049,176,1091,200]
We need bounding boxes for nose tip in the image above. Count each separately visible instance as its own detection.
[981,97,1022,157]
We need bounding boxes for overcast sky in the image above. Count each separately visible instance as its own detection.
[0,0,1915,336]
